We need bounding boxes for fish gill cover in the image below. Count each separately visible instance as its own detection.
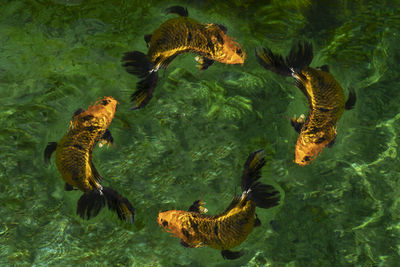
[0,0,400,266]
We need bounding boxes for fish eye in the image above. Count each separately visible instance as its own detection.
[236,48,242,55]
[303,156,310,162]
[101,99,110,106]
[162,220,168,227]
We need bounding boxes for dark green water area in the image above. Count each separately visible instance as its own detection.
[1,0,400,266]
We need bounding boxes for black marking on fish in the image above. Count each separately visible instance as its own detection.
[101,99,110,106]
[81,115,94,121]
[214,225,219,236]
[73,108,85,118]
[86,126,100,133]
[187,32,192,43]
[207,39,214,52]
[216,33,224,44]
[216,24,227,33]
[317,107,330,112]
[73,144,84,150]
[181,228,190,238]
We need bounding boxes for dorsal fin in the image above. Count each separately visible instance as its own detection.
[219,195,241,216]
[164,6,188,17]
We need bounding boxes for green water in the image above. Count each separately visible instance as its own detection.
[1,0,400,266]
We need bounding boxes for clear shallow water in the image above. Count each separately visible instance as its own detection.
[1,0,400,266]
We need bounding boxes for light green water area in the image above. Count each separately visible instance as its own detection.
[1,0,400,266]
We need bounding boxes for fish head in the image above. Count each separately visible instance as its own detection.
[157,210,188,239]
[294,141,325,166]
[72,96,118,129]
[219,34,246,65]
[294,130,336,166]
[207,25,246,65]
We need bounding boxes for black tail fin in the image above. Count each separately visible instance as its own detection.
[255,41,313,76]
[121,51,159,109]
[255,47,292,77]
[241,150,280,209]
[77,187,135,224]
[285,42,313,72]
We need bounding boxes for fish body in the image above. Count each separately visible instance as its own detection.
[157,150,280,259]
[159,195,256,250]
[255,42,356,166]
[293,66,347,165]
[55,97,117,192]
[148,17,245,71]
[44,96,135,223]
[122,6,246,109]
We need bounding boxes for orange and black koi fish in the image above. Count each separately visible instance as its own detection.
[255,42,356,166]
[121,5,246,109]
[44,96,135,223]
[157,150,280,260]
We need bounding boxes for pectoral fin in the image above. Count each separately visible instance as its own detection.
[345,87,356,110]
[188,199,208,214]
[195,56,214,71]
[65,183,74,191]
[254,213,261,227]
[290,114,305,134]
[44,142,57,165]
[221,250,244,260]
[327,136,336,148]
[144,34,152,48]
[180,239,194,248]
[99,129,113,147]
[317,65,330,72]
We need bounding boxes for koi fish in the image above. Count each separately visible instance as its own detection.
[121,5,246,109]
[44,96,135,223]
[157,150,280,260]
[255,42,356,166]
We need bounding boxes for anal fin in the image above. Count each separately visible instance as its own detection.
[221,250,244,260]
